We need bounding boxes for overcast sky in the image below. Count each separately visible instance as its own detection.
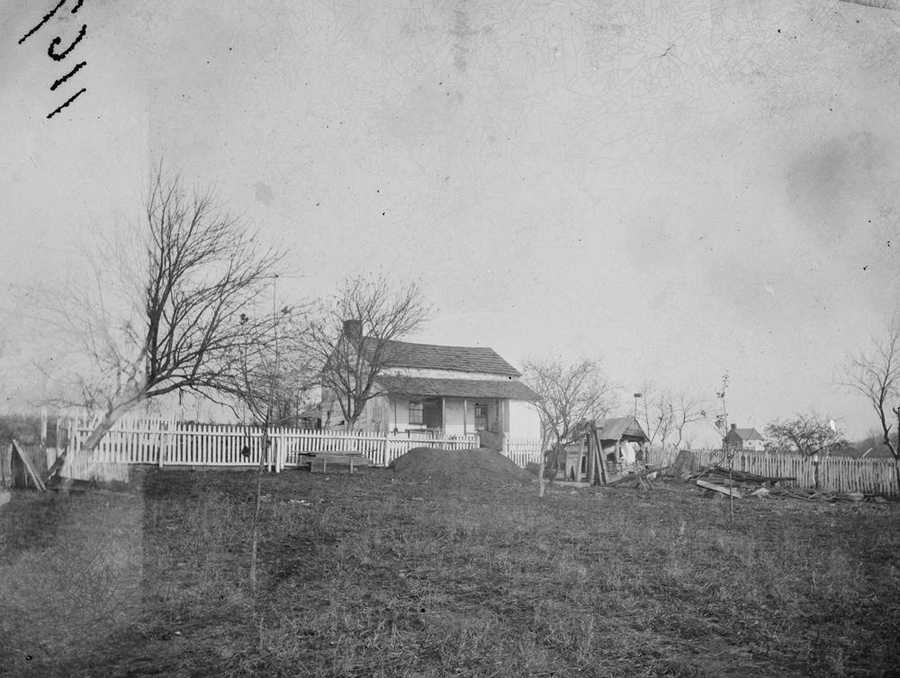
[2,0,899,443]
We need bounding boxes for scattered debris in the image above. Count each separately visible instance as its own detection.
[602,460,890,503]
[606,467,658,490]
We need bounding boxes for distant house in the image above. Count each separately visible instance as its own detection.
[723,424,765,452]
[321,321,541,443]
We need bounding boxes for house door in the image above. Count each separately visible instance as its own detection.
[422,398,442,430]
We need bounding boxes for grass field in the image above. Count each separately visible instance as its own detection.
[1,459,899,677]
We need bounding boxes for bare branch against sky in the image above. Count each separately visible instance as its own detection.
[308,275,429,431]
[844,320,900,457]
[40,165,284,454]
[522,358,616,448]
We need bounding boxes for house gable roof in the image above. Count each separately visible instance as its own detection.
[733,427,764,441]
[363,338,522,377]
[594,416,648,442]
[375,375,538,401]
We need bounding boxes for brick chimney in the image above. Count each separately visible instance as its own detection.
[342,319,362,342]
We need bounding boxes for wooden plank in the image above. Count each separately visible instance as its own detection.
[696,479,742,498]
[12,440,46,491]
[591,426,607,486]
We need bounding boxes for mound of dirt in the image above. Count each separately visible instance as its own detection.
[390,447,534,487]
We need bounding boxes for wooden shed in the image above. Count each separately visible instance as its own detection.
[553,416,649,484]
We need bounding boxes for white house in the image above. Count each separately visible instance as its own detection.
[723,424,766,452]
[321,322,541,442]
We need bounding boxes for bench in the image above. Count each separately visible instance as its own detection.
[302,452,371,474]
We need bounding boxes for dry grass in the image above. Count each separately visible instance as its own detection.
[1,467,899,677]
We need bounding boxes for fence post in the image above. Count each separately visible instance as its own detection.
[274,431,282,473]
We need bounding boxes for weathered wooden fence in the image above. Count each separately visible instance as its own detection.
[689,448,898,496]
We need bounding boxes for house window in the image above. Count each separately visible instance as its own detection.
[474,403,488,431]
[408,401,424,426]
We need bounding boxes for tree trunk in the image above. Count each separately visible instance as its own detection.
[250,423,268,594]
[538,449,546,498]
[46,396,143,481]
[82,398,144,451]
[894,456,900,498]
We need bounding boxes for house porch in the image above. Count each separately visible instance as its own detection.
[386,395,508,437]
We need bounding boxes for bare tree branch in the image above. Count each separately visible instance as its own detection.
[843,320,900,459]
[843,320,900,489]
[637,382,707,452]
[522,358,616,449]
[43,165,284,462]
[305,275,429,431]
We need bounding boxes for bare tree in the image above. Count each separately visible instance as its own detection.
[219,304,315,598]
[636,383,707,453]
[670,393,708,451]
[845,321,900,486]
[46,166,283,465]
[522,358,617,489]
[636,382,674,451]
[306,276,428,431]
[765,414,846,457]
[227,308,316,430]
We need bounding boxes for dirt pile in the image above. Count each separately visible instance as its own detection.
[390,447,534,487]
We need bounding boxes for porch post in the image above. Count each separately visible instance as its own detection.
[463,398,468,436]
[441,397,446,436]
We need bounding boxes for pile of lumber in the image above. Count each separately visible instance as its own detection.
[690,466,879,502]
[601,462,886,503]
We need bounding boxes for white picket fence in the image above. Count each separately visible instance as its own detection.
[60,416,498,478]
[503,437,543,468]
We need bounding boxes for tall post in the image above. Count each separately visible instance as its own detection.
[463,399,468,436]
[40,408,48,448]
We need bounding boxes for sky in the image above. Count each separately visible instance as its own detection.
[1,0,899,445]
